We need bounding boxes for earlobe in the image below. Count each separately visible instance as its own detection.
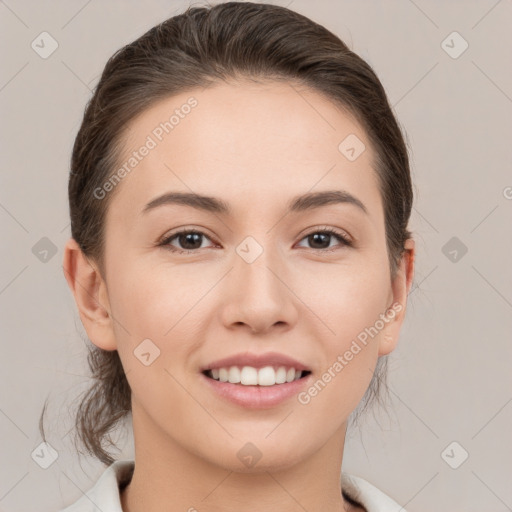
[378,333,396,356]
[62,237,118,351]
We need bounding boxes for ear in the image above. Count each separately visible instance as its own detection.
[62,237,118,351]
[378,238,416,356]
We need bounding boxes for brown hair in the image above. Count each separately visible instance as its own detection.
[40,1,413,466]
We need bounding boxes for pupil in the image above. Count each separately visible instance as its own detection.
[181,232,201,249]
[310,233,329,249]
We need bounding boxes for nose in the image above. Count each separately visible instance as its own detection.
[219,244,298,335]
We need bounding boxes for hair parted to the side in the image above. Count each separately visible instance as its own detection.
[39,1,413,466]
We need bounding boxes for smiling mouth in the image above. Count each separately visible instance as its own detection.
[202,367,312,386]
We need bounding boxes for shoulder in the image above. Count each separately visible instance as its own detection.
[58,459,135,512]
[341,472,406,512]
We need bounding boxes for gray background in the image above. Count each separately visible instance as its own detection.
[1,0,511,511]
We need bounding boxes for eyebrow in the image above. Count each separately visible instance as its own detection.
[142,189,368,216]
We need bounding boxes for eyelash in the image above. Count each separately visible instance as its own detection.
[157,227,353,254]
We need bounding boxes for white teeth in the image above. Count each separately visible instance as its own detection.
[207,365,306,385]
[275,366,287,384]
[228,366,241,383]
[240,366,258,385]
[258,366,275,386]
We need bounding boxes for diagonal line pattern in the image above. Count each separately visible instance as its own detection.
[0,472,29,502]
[0,265,29,296]
[408,265,438,296]
[200,470,234,501]
[397,472,439,512]
[0,201,29,232]
[471,0,503,29]
[471,60,512,104]
[388,384,439,438]
[265,472,311,512]
[406,0,439,28]
[471,471,512,510]
[367,365,439,440]
[288,82,336,131]
[61,61,93,92]
[163,368,233,438]
[412,206,439,234]
[0,407,29,438]
[163,268,234,336]
[0,61,29,93]
[470,204,499,233]
[265,266,336,335]
[472,397,512,439]
[393,62,439,109]
[0,0,29,28]
[61,471,107,512]
[61,0,93,29]
[471,265,512,309]
[265,410,294,438]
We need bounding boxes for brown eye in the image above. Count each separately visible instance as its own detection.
[159,230,213,253]
[158,227,352,255]
[297,228,352,252]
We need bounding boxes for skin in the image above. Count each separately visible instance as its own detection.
[63,80,415,512]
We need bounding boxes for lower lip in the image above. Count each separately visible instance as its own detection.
[200,372,312,409]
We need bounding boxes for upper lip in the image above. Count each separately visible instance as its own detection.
[201,351,311,372]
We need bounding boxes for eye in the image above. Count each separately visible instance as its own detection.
[158,229,215,254]
[158,226,353,254]
[296,227,353,252]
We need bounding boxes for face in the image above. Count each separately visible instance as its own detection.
[68,80,414,472]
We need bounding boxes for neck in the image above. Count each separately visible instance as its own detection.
[121,403,361,512]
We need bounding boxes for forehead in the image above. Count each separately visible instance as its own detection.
[106,80,382,226]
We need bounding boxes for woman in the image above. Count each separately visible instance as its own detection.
[47,2,415,510]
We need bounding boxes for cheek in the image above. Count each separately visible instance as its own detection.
[108,256,192,333]
[295,268,388,425]
[304,258,389,398]
[308,257,391,339]
[109,267,201,416]
[108,259,209,380]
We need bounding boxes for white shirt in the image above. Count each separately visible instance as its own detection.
[59,459,406,512]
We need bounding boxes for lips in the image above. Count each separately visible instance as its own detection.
[201,369,312,408]
[200,351,311,372]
